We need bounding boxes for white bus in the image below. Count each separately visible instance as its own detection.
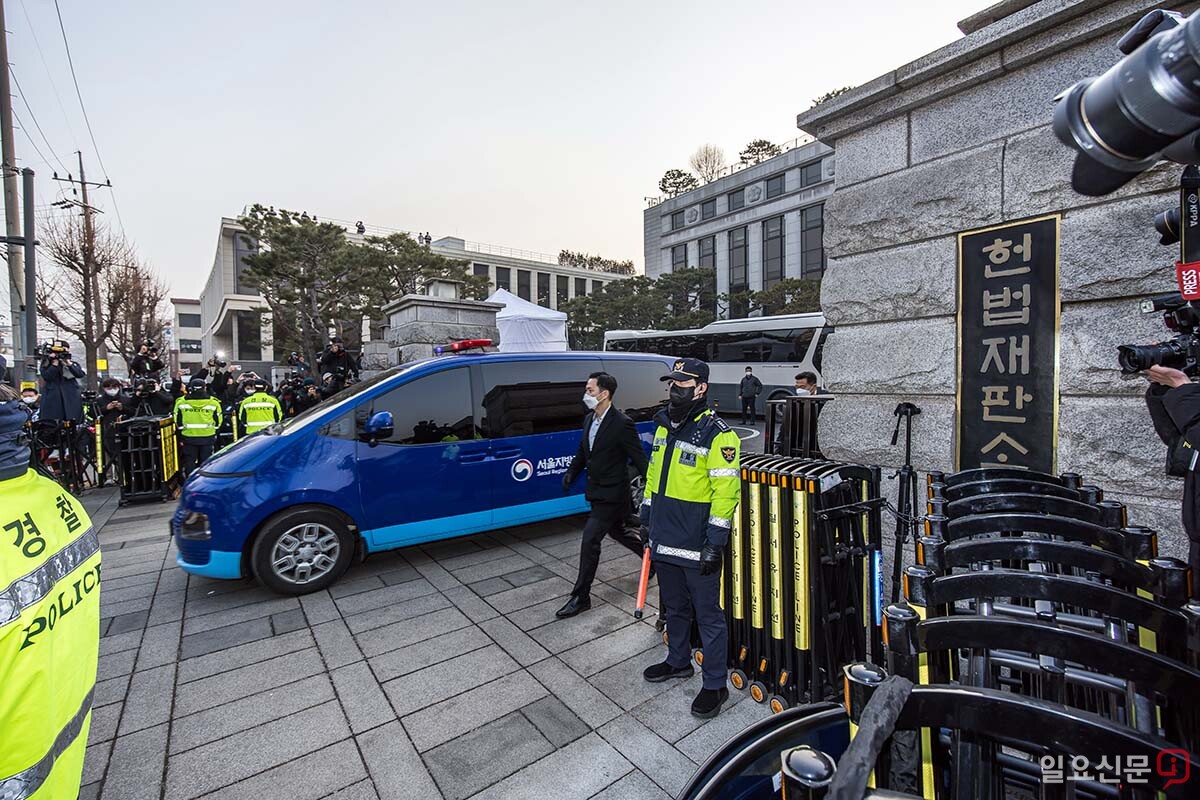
[602,313,831,414]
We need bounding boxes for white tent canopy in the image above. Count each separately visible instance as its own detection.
[486,288,569,352]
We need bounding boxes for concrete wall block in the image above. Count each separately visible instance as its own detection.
[1100,490,1185,561]
[822,316,956,395]
[820,237,957,326]
[821,394,956,475]
[1059,298,1169,396]
[1000,0,1162,70]
[834,116,909,187]
[910,40,1117,164]
[390,322,498,346]
[1057,395,1179,500]
[1060,195,1178,302]
[1002,125,1176,216]
[389,306,417,327]
[824,144,1003,259]
[416,305,459,324]
[459,309,501,327]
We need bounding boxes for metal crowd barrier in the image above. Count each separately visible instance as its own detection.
[115,415,181,505]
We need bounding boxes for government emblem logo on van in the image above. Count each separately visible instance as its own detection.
[511,459,533,482]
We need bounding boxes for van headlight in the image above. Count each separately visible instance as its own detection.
[179,511,211,540]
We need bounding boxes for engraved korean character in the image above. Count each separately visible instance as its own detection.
[56,494,82,533]
[1040,755,1064,784]
[982,385,1033,424]
[980,432,1029,466]
[983,233,1033,278]
[1067,755,1094,781]
[1095,756,1120,784]
[1123,755,1151,783]
[983,283,1031,326]
[3,512,46,558]
[980,335,1030,375]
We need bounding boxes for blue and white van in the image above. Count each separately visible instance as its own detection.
[171,349,673,594]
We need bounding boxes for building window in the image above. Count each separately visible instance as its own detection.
[729,226,748,317]
[701,199,716,220]
[671,244,687,272]
[766,174,785,199]
[698,236,715,268]
[575,277,587,297]
[473,262,490,278]
[728,189,745,211]
[496,267,511,292]
[537,272,551,307]
[762,216,784,289]
[801,204,825,279]
[670,210,685,231]
[517,269,531,300]
[233,235,259,295]
[235,310,261,362]
[800,161,822,188]
[593,280,604,294]
[179,339,203,354]
[178,313,201,329]
[556,275,569,307]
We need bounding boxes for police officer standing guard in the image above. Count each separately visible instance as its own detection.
[640,357,740,719]
[174,377,223,475]
[0,383,102,800]
[238,378,282,438]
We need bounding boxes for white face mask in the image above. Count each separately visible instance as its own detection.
[103,388,119,397]
[582,392,599,410]
[795,386,811,395]
[21,396,36,405]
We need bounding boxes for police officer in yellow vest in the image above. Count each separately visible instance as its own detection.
[640,357,740,719]
[237,378,282,439]
[174,377,223,475]
[0,383,101,800]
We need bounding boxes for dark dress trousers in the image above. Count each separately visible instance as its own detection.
[564,407,650,598]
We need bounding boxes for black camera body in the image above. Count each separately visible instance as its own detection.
[36,340,71,361]
[207,356,227,369]
[1119,293,1200,374]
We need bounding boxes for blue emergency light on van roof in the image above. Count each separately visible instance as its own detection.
[434,339,493,354]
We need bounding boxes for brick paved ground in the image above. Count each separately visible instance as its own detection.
[79,486,772,800]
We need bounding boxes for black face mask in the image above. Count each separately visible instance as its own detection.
[668,384,697,422]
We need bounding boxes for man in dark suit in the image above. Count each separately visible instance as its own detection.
[556,371,649,618]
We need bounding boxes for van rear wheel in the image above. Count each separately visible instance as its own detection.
[251,507,354,595]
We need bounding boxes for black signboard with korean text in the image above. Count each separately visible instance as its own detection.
[956,215,1060,472]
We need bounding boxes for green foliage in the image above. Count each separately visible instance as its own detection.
[752,278,822,316]
[557,249,635,275]
[811,85,856,107]
[739,139,782,165]
[358,233,488,303]
[658,169,699,197]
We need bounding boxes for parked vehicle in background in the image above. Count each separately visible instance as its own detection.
[603,312,830,413]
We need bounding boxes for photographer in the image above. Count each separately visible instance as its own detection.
[129,341,165,379]
[97,377,130,482]
[287,351,310,376]
[291,377,323,416]
[130,377,175,417]
[198,356,234,402]
[39,342,85,423]
[320,371,343,399]
[318,337,358,382]
[1145,365,1200,585]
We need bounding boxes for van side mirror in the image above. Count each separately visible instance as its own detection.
[362,410,394,446]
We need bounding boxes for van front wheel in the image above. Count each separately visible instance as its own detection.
[251,507,354,595]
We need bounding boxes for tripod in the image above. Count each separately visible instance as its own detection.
[889,402,921,603]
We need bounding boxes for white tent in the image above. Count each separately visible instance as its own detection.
[486,288,569,352]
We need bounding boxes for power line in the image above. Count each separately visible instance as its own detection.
[9,66,68,173]
[18,0,78,150]
[11,110,53,170]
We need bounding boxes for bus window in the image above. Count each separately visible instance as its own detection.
[763,328,814,363]
[601,359,670,422]
[713,332,765,363]
[812,327,833,371]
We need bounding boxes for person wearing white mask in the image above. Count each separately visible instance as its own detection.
[557,371,650,618]
[19,387,40,422]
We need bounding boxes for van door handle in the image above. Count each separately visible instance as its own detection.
[458,452,487,463]
[494,448,521,459]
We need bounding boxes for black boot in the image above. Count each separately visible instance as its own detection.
[643,661,693,683]
[691,687,729,718]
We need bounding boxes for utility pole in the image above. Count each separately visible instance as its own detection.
[0,0,26,371]
[21,167,34,385]
[53,154,110,386]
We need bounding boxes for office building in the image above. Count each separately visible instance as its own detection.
[169,297,204,376]
[198,217,275,376]
[643,138,834,318]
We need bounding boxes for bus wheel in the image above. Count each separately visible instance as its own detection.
[251,507,354,595]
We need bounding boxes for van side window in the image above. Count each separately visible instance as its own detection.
[370,367,477,445]
[480,360,596,438]
[600,359,670,422]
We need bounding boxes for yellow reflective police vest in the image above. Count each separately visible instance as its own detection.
[641,407,741,567]
[0,469,101,800]
[173,395,222,439]
[238,392,282,435]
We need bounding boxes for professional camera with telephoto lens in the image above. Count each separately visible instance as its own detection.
[35,339,72,361]
[1118,293,1200,374]
[142,339,159,354]
[207,355,227,369]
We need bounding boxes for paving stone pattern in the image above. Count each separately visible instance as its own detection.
[80,486,772,800]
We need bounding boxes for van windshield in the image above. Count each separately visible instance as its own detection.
[278,359,433,434]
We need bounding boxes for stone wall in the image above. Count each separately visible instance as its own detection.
[795,0,1189,562]
[383,296,502,365]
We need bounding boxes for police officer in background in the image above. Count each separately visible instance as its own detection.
[238,378,282,437]
[640,357,740,719]
[0,383,102,800]
[174,377,223,475]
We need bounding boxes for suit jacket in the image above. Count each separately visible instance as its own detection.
[566,407,649,504]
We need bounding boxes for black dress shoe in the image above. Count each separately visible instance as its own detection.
[555,595,591,618]
[691,687,729,718]
[643,661,694,683]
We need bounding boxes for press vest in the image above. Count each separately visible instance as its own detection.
[238,392,282,435]
[0,469,101,800]
[641,406,741,568]
[173,395,222,439]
